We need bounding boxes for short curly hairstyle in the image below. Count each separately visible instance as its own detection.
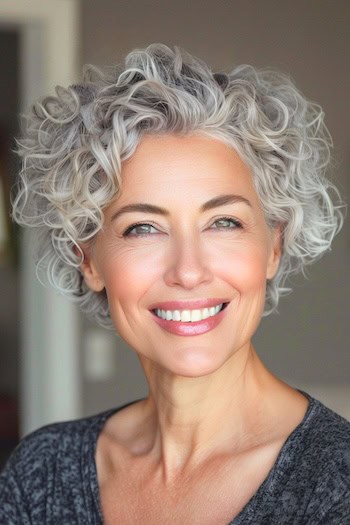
[12,43,345,328]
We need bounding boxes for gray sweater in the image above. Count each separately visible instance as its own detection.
[0,392,349,524]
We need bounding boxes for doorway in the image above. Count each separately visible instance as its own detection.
[0,1,80,468]
[0,28,20,468]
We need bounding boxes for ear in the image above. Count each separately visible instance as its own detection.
[76,244,105,292]
[266,224,283,280]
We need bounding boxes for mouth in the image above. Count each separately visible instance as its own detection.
[151,302,229,323]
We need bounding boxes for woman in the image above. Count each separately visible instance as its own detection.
[1,44,349,524]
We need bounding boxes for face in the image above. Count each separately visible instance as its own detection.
[81,134,281,378]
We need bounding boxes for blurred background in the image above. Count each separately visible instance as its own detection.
[0,0,349,468]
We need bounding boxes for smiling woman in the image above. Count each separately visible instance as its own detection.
[80,134,281,375]
[1,44,349,524]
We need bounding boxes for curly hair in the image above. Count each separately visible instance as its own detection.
[12,43,345,328]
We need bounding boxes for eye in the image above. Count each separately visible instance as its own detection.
[210,217,243,230]
[122,222,159,237]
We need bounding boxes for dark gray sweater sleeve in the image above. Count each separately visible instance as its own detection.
[0,423,71,524]
[318,496,350,524]
[0,413,106,525]
[0,432,49,524]
[0,464,31,524]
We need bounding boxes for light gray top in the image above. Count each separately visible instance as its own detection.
[0,391,349,524]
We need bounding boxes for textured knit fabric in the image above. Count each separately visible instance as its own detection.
[0,391,349,524]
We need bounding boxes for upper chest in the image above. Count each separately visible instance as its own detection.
[96,435,286,525]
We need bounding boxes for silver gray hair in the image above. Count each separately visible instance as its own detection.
[12,43,345,328]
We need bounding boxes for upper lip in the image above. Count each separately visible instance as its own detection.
[149,299,229,311]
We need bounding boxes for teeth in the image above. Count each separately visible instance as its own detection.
[155,303,225,322]
[173,310,181,321]
[202,308,210,319]
[191,310,202,322]
[181,310,191,322]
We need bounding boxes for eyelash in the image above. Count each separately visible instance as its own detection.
[122,216,243,237]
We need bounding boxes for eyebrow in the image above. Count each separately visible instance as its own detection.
[110,194,252,222]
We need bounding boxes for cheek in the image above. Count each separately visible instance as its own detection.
[225,246,270,339]
[101,248,161,307]
[216,241,270,292]
[241,253,268,291]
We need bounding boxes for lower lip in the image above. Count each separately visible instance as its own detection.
[150,304,229,336]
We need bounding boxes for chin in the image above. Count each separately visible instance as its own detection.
[158,349,232,379]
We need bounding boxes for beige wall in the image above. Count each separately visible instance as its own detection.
[80,0,350,415]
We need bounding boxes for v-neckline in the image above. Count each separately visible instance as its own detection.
[85,391,315,524]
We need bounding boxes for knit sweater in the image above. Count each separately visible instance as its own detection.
[0,392,349,524]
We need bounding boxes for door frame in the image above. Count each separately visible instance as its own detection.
[0,0,81,436]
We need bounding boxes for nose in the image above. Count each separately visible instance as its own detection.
[163,235,213,290]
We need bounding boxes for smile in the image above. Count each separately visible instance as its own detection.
[150,301,230,336]
[153,303,227,323]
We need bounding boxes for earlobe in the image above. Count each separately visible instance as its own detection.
[77,244,105,292]
[266,224,283,280]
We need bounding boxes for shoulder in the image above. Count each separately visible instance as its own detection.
[234,396,350,524]
[0,408,115,522]
[301,397,350,472]
[2,409,110,477]
[290,396,350,520]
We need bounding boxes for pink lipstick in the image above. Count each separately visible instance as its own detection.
[149,301,229,336]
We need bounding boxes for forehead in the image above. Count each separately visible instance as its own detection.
[118,133,259,206]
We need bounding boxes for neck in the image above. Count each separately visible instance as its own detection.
[138,343,278,481]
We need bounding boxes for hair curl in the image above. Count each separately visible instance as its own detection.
[12,43,345,328]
